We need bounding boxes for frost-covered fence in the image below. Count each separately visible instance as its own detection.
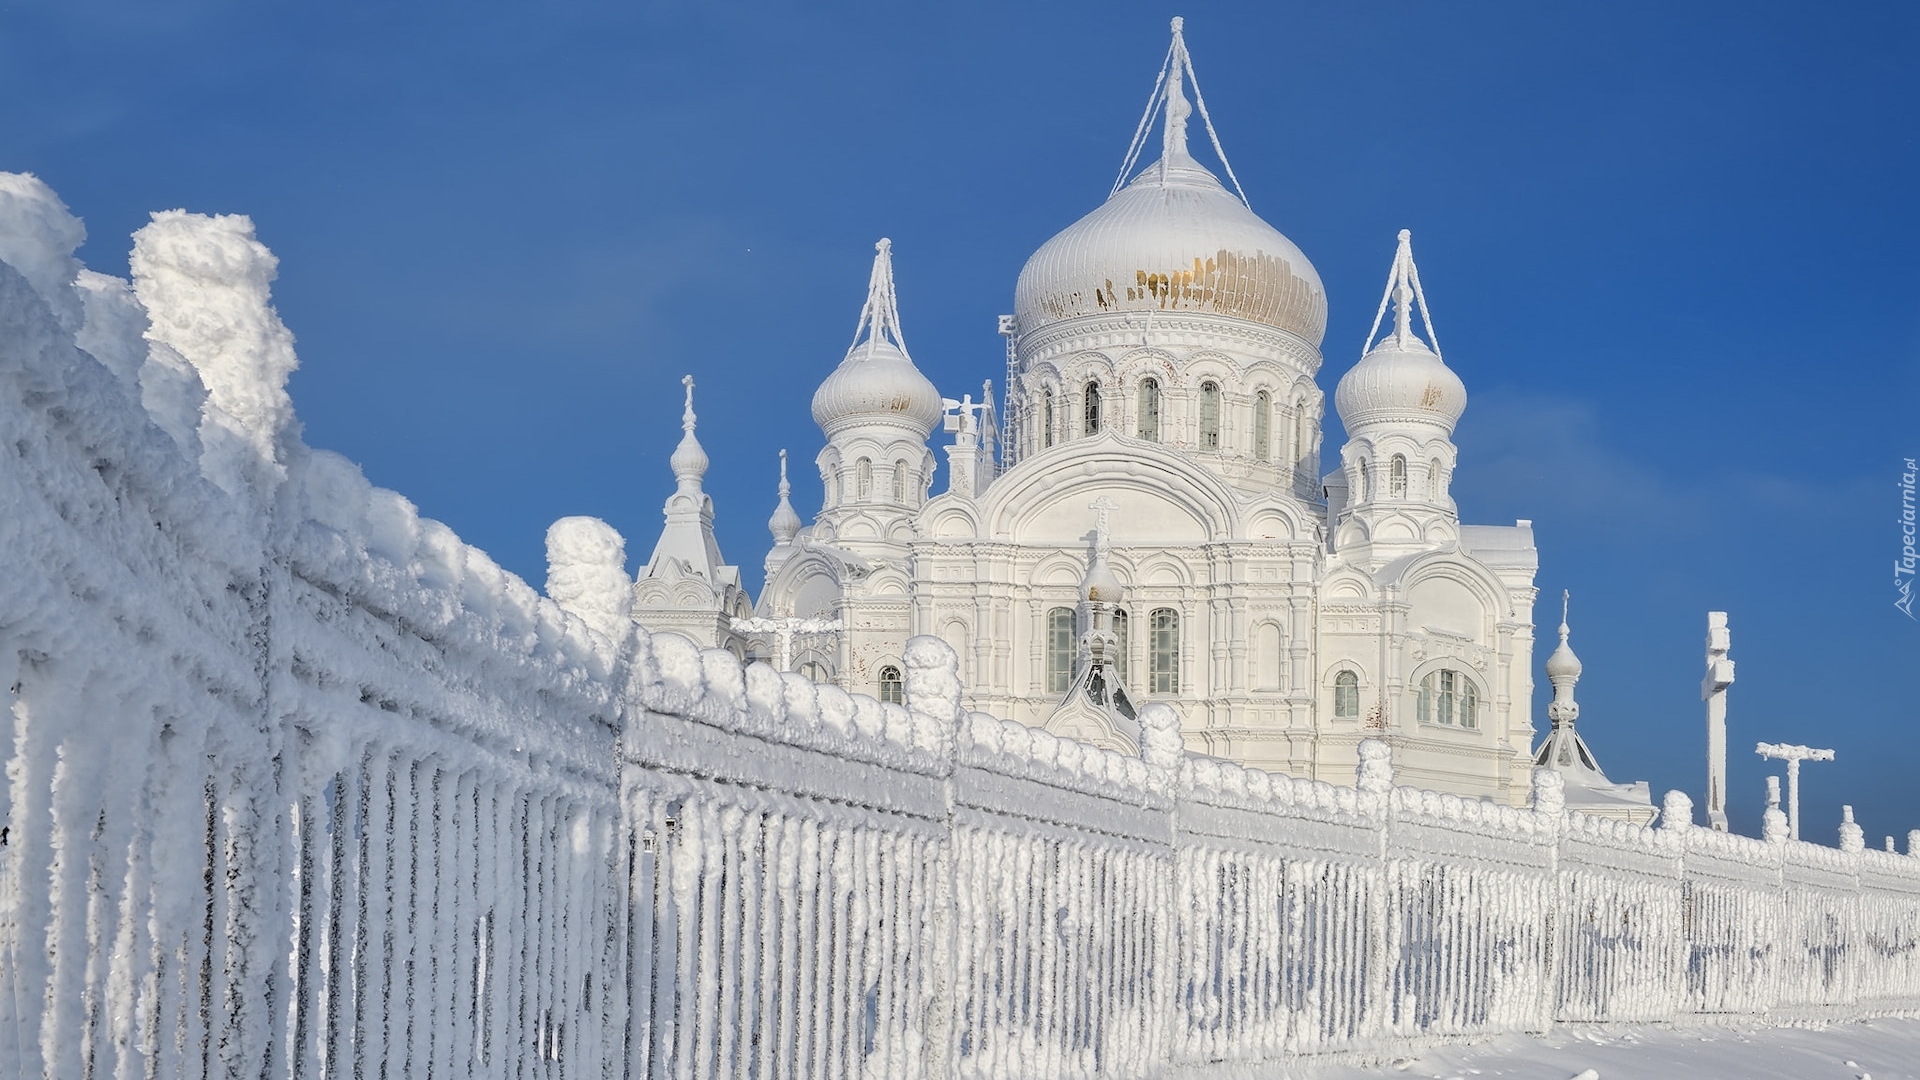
[4,176,1920,1080]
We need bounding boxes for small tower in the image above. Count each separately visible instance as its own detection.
[1530,592,1655,824]
[764,448,803,576]
[810,239,943,544]
[1043,497,1143,755]
[632,375,750,648]
[1330,230,1465,562]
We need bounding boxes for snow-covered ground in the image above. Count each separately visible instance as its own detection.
[1303,1018,1920,1080]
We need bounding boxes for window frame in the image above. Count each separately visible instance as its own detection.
[1199,380,1221,451]
[1253,390,1271,462]
[1046,607,1074,694]
[1148,607,1180,695]
[1333,670,1360,718]
[1137,378,1161,442]
[878,664,903,705]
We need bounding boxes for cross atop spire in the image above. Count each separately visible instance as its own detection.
[1110,17,1250,205]
[1090,495,1116,557]
[849,237,909,360]
[768,447,802,544]
[1361,229,1444,361]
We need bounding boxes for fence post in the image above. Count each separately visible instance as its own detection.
[1531,767,1566,1031]
[1357,739,1394,1045]
[902,635,962,1079]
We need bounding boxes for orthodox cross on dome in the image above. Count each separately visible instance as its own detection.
[1110,16,1250,206]
[1756,741,1834,841]
[1090,495,1116,557]
[1361,229,1444,361]
[848,237,909,360]
[768,448,802,544]
[669,373,709,492]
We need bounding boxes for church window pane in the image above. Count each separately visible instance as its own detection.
[1149,608,1179,694]
[1390,455,1407,498]
[1334,670,1359,718]
[1046,607,1074,694]
[1438,669,1456,725]
[1461,679,1478,729]
[1417,674,1432,723]
[892,459,907,503]
[878,665,903,705]
[1137,379,1160,441]
[1042,390,1055,448]
[1199,381,1221,450]
[1292,399,1306,466]
[856,458,872,500]
[1113,608,1130,685]
[1428,458,1443,502]
[1253,391,1271,461]
[1355,459,1369,501]
[1083,380,1102,435]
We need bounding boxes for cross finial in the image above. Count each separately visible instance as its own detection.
[1560,589,1571,643]
[1090,495,1117,555]
[849,237,909,359]
[681,374,696,433]
[778,448,789,495]
[1162,25,1192,160]
[1362,229,1443,361]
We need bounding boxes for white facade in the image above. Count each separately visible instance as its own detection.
[643,21,1634,807]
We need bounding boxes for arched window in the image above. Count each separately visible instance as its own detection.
[825,469,839,506]
[1334,670,1360,718]
[1137,378,1161,442]
[1419,670,1463,726]
[1355,459,1369,502]
[892,459,908,503]
[1046,607,1074,694]
[1389,455,1407,499]
[1253,391,1271,462]
[1149,608,1179,694]
[942,622,970,680]
[1083,380,1102,436]
[878,665,903,705]
[800,659,831,684]
[1256,621,1283,690]
[855,458,873,500]
[1428,458,1443,502]
[1292,400,1306,466]
[1199,381,1221,450]
[1112,608,1131,685]
[1042,390,1056,449]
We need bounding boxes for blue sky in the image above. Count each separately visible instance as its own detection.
[5,1,1916,839]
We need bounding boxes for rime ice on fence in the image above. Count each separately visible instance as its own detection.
[5,174,1920,1080]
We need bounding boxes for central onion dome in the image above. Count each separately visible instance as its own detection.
[1013,38,1326,347]
[1335,230,1466,433]
[811,238,944,438]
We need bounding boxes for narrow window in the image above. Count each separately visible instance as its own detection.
[1149,608,1179,695]
[1253,390,1271,462]
[1355,459,1369,502]
[1083,380,1102,435]
[878,665,903,705]
[1292,400,1306,466]
[1042,390,1055,448]
[855,457,872,500]
[1438,669,1456,725]
[942,622,970,680]
[800,659,830,684]
[1428,458,1443,502]
[1460,679,1478,729]
[891,459,907,503]
[1046,607,1074,694]
[1390,455,1407,499]
[1137,378,1161,442]
[1199,381,1221,450]
[1112,608,1131,684]
[1334,670,1359,718]
[1418,673,1433,723]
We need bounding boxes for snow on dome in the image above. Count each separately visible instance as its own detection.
[811,238,943,438]
[1012,24,1326,346]
[1335,230,1466,433]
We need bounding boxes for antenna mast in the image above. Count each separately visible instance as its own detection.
[998,314,1020,470]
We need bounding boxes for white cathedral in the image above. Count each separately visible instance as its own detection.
[631,19,1650,815]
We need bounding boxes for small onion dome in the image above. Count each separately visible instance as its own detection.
[1545,633,1582,682]
[810,337,944,438]
[1333,333,1467,434]
[1081,552,1125,604]
[1014,153,1327,346]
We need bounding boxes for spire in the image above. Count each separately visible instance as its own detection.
[1534,590,1613,782]
[768,448,802,544]
[669,374,709,493]
[1362,229,1443,361]
[1544,590,1583,723]
[849,237,909,361]
[1110,17,1250,205]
